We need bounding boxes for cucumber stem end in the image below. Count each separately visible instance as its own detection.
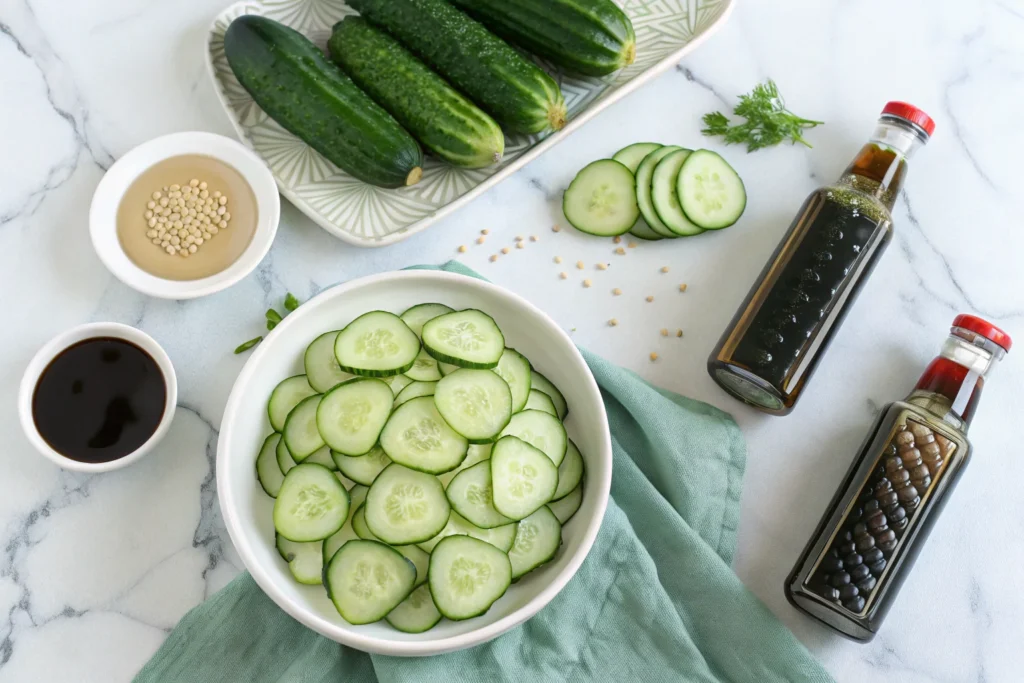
[549,103,568,132]
[405,167,423,186]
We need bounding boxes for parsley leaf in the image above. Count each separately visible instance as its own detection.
[702,80,823,152]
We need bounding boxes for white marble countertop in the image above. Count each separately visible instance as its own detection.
[2,0,1022,680]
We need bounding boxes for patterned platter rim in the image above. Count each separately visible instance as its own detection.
[204,0,735,248]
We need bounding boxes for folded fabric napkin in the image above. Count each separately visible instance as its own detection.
[135,262,831,683]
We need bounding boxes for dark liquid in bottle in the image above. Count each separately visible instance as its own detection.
[32,337,167,463]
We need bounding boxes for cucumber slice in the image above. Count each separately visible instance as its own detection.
[434,369,513,443]
[636,145,682,238]
[256,433,286,497]
[364,463,451,545]
[352,504,380,541]
[490,436,558,520]
[612,142,662,173]
[316,378,393,455]
[498,410,567,467]
[629,218,665,241]
[276,437,297,475]
[386,584,441,633]
[553,439,584,501]
[274,463,351,542]
[336,471,357,489]
[428,535,512,621]
[325,539,416,625]
[400,303,454,338]
[523,389,557,416]
[383,373,414,396]
[548,482,583,524]
[304,331,354,393]
[275,534,324,585]
[394,380,437,407]
[268,375,316,432]
[562,159,639,237]
[417,510,515,553]
[652,148,703,236]
[677,149,747,229]
[439,362,460,376]
[335,311,420,377]
[508,506,562,579]
[422,310,505,369]
[438,443,492,488]
[304,445,338,471]
[333,445,392,486]
[396,544,430,587]
[529,371,568,420]
[283,394,325,460]
[379,396,468,474]
[446,460,513,529]
[322,485,368,564]
[404,348,443,381]
[491,348,531,413]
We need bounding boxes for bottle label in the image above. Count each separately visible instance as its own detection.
[804,417,956,614]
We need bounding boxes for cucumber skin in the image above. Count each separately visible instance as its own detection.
[328,18,504,169]
[224,15,423,188]
[347,0,566,135]
[450,0,635,77]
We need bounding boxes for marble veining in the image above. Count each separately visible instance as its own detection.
[2,0,1022,681]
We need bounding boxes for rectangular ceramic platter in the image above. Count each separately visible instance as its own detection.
[206,0,734,247]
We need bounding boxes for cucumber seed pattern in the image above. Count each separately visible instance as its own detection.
[385,483,429,524]
[403,418,444,451]
[507,461,537,498]
[356,329,399,358]
[339,399,372,433]
[465,482,494,506]
[349,561,394,599]
[450,556,491,596]
[438,322,485,351]
[511,522,537,555]
[452,386,491,417]
[292,486,332,520]
[516,430,547,455]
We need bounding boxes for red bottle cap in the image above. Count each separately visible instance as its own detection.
[952,314,1012,352]
[881,102,936,137]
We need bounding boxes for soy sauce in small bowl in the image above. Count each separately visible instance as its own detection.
[19,323,177,472]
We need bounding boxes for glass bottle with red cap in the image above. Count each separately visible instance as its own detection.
[708,102,936,415]
[785,315,1011,641]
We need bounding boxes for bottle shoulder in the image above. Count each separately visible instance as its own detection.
[814,183,894,224]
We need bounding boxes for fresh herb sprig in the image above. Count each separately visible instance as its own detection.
[234,292,302,354]
[702,80,823,152]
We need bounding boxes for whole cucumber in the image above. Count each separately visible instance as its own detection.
[346,0,566,135]
[449,0,636,77]
[328,17,504,168]
[224,15,423,188]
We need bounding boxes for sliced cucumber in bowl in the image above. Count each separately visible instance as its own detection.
[562,159,639,237]
[422,309,505,369]
[335,311,420,377]
[434,368,513,443]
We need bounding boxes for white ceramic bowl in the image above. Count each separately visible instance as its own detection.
[217,270,612,656]
[19,322,178,473]
[89,131,280,299]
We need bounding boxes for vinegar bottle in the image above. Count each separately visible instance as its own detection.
[708,103,935,415]
[785,315,1011,641]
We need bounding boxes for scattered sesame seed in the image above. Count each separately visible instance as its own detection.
[576,261,585,270]
[516,242,524,249]
[481,229,490,235]
[502,247,510,254]
[615,247,626,255]
[628,242,637,249]
[650,352,659,362]
[660,266,670,273]
[660,328,669,337]
[679,283,688,292]
[597,263,608,271]
[552,224,561,232]
[608,318,618,327]
[458,245,467,253]
[477,236,486,244]
[676,329,684,337]
[559,272,568,279]
[612,288,622,296]
[583,279,592,288]
[489,254,498,262]
[530,235,538,242]
[515,235,523,241]
[554,256,563,264]
[613,236,622,244]
[646,295,654,302]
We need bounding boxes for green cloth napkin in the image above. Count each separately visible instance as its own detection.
[135,262,831,683]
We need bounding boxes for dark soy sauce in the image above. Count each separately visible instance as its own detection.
[32,337,167,463]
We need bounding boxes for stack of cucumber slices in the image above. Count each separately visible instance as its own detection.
[255,303,586,633]
[562,142,747,239]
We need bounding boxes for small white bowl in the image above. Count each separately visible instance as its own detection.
[19,322,178,473]
[90,131,280,300]
[217,270,612,655]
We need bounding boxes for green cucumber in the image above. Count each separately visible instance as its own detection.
[651,148,703,237]
[328,17,504,168]
[677,149,747,230]
[223,15,423,188]
[347,0,566,135]
[450,0,635,77]
[563,159,639,237]
[636,146,682,238]
[612,142,662,173]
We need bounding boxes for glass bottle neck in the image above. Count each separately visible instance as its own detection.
[838,118,926,211]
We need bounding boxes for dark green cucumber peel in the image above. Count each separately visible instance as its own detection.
[449,0,635,77]
[346,0,566,135]
[224,15,423,188]
[328,17,504,168]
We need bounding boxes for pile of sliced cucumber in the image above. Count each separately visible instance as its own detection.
[562,142,747,239]
[255,303,585,633]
